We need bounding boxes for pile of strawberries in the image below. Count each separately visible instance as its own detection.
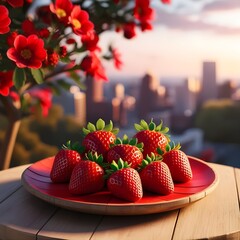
[50,119,193,202]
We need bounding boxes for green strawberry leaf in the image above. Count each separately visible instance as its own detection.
[104,121,113,131]
[96,118,105,130]
[87,122,96,132]
[140,119,148,130]
[134,123,144,131]
[115,138,122,145]
[82,127,90,135]
[118,158,124,169]
[122,134,129,144]
[111,160,119,171]
[149,121,156,130]
[161,127,169,134]
[112,128,119,135]
[129,138,137,146]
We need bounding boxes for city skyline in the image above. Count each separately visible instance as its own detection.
[100,0,240,83]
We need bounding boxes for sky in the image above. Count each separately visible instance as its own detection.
[100,0,240,83]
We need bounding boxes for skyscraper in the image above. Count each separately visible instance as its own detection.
[199,61,217,104]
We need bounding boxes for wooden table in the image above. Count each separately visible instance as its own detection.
[0,162,239,240]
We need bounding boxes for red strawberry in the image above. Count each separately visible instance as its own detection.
[106,135,143,169]
[133,119,170,158]
[69,152,105,195]
[50,144,81,183]
[82,118,119,158]
[160,143,193,183]
[107,159,143,202]
[139,153,174,195]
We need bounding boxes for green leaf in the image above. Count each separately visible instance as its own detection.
[87,122,96,132]
[161,127,169,134]
[140,120,148,130]
[149,122,156,131]
[57,79,72,91]
[112,128,119,135]
[96,118,105,130]
[118,159,124,169]
[134,123,144,131]
[115,138,122,145]
[31,68,44,84]
[82,127,90,135]
[129,138,137,146]
[13,68,26,89]
[122,134,129,144]
[104,121,113,131]
[111,160,119,171]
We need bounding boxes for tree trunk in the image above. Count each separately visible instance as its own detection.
[0,95,21,170]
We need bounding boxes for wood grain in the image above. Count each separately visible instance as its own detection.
[91,210,178,240]
[0,165,29,203]
[37,209,103,240]
[173,163,240,240]
[235,168,240,206]
[0,187,56,240]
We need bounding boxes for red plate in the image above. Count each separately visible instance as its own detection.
[21,156,218,215]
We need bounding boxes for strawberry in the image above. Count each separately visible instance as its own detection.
[50,141,82,183]
[82,118,119,158]
[106,135,143,169]
[139,153,174,195]
[159,143,193,183]
[133,119,170,158]
[106,159,143,202]
[69,152,105,195]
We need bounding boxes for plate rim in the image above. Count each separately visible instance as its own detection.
[21,156,219,215]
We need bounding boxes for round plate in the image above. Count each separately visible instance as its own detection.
[21,156,218,215]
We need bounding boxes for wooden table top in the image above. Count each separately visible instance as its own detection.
[0,161,239,240]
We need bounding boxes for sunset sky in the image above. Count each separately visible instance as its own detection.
[100,0,240,83]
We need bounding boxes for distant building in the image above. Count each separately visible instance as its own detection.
[218,80,236,99]
[136,73,172,120]
[173,77,200,116]
[199,61,217,104]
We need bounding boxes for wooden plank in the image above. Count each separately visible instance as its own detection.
[91,210,178,240]
[37,209,103,240]
[0,165,29,203]
[235,167,240,206]
[0,187,56,240]
[173,163,240,240]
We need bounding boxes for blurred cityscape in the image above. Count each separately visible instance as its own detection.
[53,61,240,168]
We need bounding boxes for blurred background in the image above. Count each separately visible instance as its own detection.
[1,0,240,168]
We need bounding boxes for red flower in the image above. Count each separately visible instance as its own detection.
[66,38,76,44]
[22,19,36,36]
[28,88,52,117]
[7,34,47,69]
[134,0,153,31]
[161,0,171,4]
[22,20,50,38]
[7,0,24,7]
[45,50,59,66]
[7,31,18,47]
[140,21,153,31]
[123,23,136,39]
[80,53,108,81]
[111,48,123,70]
[50,0,73,24]
[0,6,11,34]
[81,32,100,52]
[69,6,94,36]
[0,71,13,96]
